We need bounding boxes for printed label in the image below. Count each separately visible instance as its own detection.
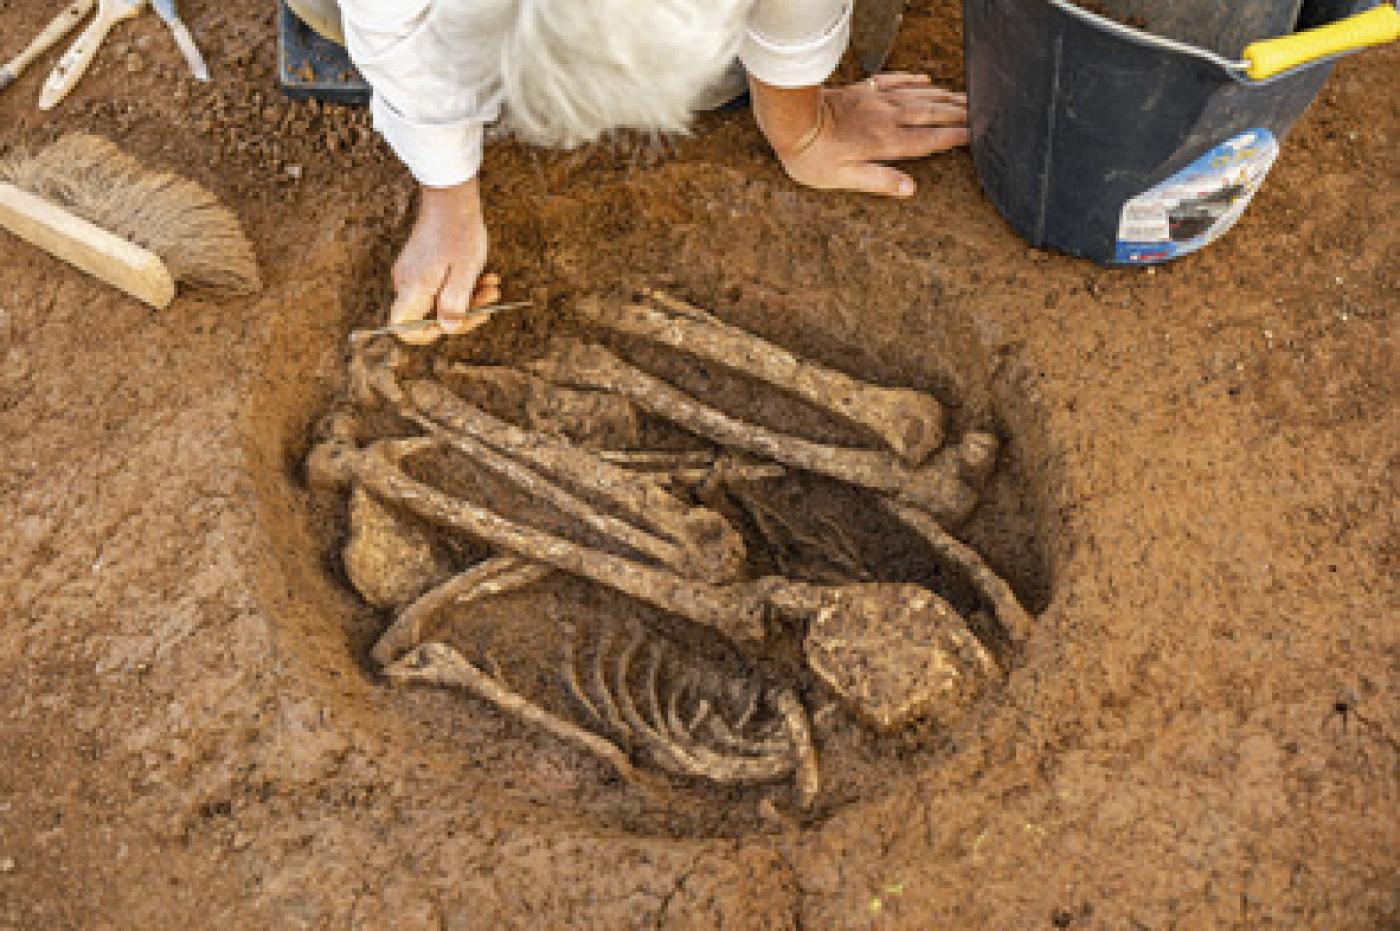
[1115,129,1281,264]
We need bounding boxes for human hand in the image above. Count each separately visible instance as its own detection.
[388,179,503,345]
[761,73,969,198]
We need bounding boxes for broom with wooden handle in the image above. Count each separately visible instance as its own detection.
[0,133,260,308]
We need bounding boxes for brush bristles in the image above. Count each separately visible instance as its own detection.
[0,133,261,295]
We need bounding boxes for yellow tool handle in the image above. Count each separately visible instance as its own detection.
[1244,4,1400,80]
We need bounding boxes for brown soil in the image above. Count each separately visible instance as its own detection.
[1,1,1396,928]
[1072,1,1150,30]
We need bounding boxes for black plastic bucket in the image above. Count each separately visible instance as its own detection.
[964,0,1388,265]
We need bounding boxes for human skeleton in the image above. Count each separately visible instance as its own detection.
[307,291,1033,810]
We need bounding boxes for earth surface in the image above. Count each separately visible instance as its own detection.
[1,1,1396,927]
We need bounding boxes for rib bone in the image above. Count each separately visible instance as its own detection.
[582,291,944,464]
[774,688,820,808]
[372,555,551,667]
[562,622,821,798]
[527,339,991,526]
[386,641,637,784]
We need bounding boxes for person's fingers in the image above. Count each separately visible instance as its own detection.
[890,86,967,106]
[872,72,932,91]
[472,280,503,309]
[471,272,502,307]
[894,102,968,128]
[880,125,971,159]
[436,263,484,333]
[840,163,917,198]
[388,274,445,345]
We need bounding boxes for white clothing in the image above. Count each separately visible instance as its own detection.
[340,0,851,187]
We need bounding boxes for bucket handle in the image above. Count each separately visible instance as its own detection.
[1244,5,1400,79]
[1047,0,1400,84]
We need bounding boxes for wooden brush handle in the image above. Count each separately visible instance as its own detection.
[0,182,176,309]
[38,0,144,110]
[0,0,97,91]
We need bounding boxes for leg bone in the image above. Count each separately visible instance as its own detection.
[318,437,769,645]
[407,378,747,584]
[433,362,641,449]
[582,291,944,465]
[528,339,990,526]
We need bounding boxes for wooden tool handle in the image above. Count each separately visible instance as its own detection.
[0,182,176,309]
[38,0,142,110]
[0,0,96,91]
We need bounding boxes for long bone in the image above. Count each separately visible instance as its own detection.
[347,338,747,584]
[307,435,771,646]
[433,361,641,449]
[526,339,996,526]
[385,641,639,784]
[581,291,945,465]
[884,502,1036,645]
[311,438,999,727]
[419,413,704,578]
[405,378,747,584]
[372,555,551,667]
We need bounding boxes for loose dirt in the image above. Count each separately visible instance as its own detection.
[1,1,1395,928]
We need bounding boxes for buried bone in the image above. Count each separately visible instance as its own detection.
[405,378,747,583]
[372,555,551,667]
[582,291,945,465]
[564,621,819,804]
[798,582,999,731]
[885,501,1036,646]
[308,435,771,646]
[343,486,455,609]
[527,339,995,526]
[386,641,640,784]
[360,340,744,571]
[314,436,1002,729]
[434,362,642,449]
[317,298,1026,801]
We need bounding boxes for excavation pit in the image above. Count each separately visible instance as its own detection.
[241,182,1054,839]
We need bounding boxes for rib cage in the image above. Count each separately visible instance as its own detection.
[563,620,805,790]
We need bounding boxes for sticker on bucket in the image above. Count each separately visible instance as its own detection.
[1115,129,1281,264]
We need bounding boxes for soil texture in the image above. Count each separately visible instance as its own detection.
[0,0,1396,927]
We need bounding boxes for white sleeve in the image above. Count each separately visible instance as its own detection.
[340,0,502,187]
[741,0,852,88]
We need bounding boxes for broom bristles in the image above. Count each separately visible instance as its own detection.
[0,133,261,296]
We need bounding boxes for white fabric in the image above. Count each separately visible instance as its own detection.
[340,0,850,187]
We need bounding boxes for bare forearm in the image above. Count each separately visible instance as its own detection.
[419,177,481,225]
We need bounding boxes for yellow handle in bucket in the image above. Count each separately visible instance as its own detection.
[1244,4,1400,80]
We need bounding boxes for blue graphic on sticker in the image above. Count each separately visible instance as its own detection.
[1115,129,1281,264]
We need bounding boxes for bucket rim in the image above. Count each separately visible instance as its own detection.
[1045,0,1359,84]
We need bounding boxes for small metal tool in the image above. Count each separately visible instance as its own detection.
[357,300,533,340]
[151,0,209,82]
